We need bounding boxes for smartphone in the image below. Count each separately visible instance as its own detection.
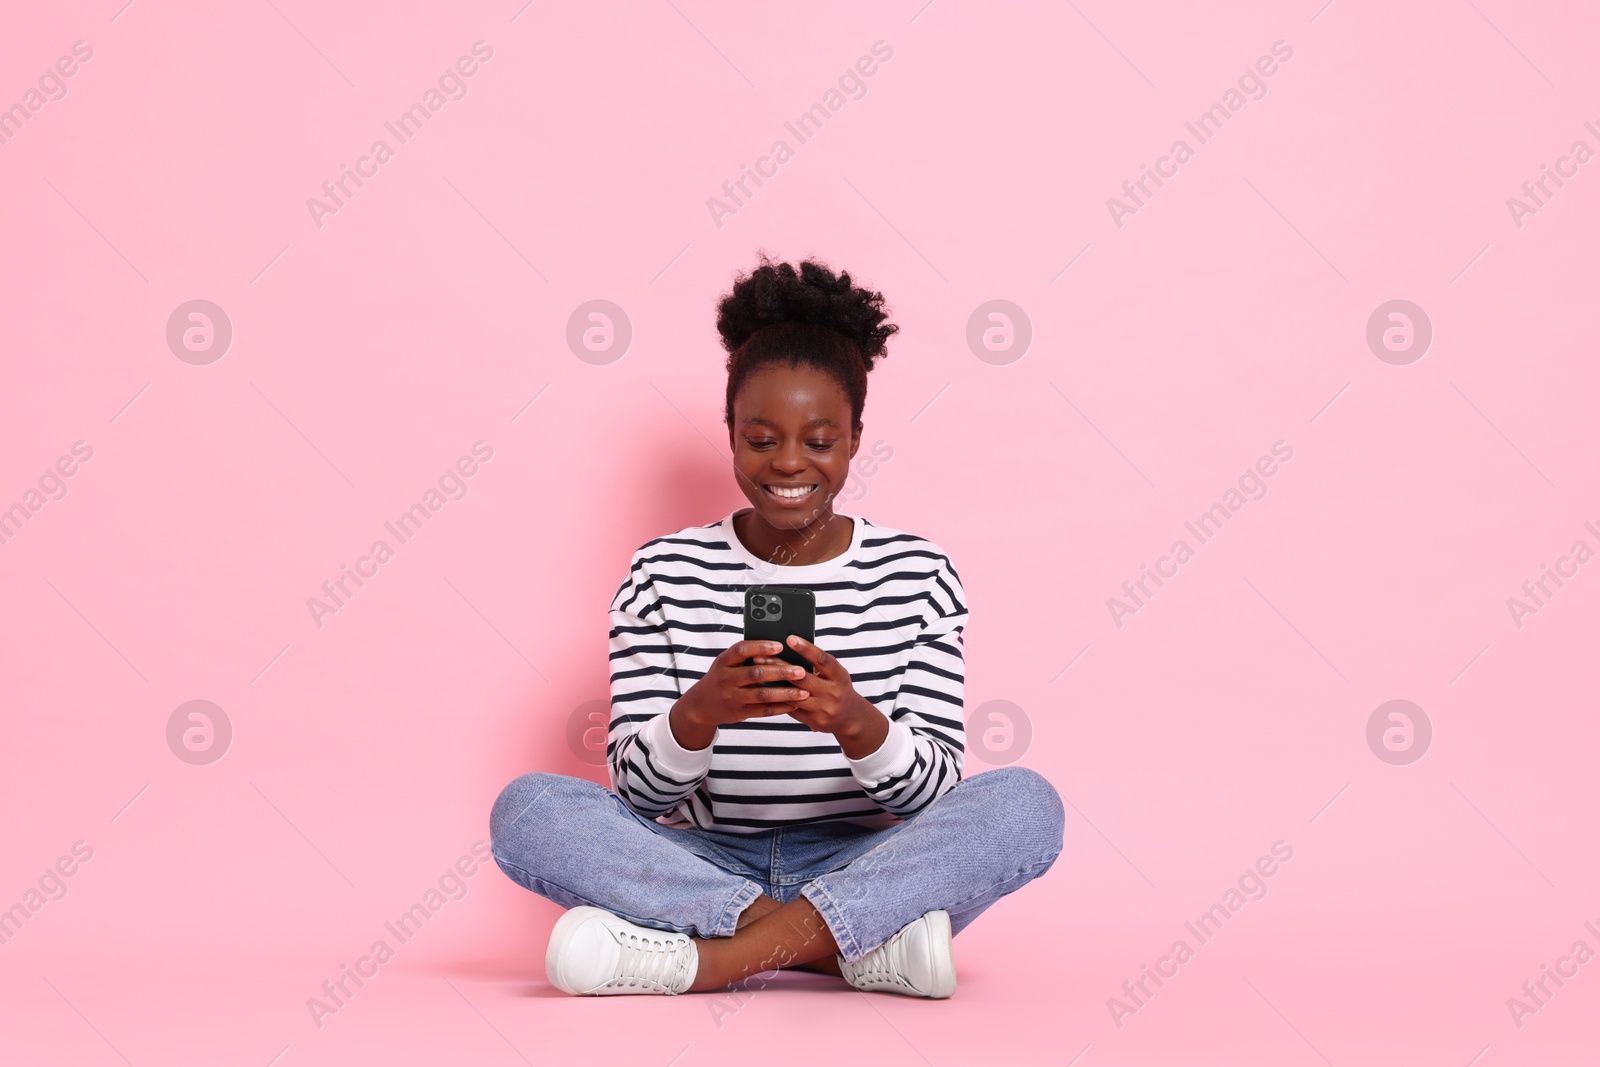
[743,586,816,686]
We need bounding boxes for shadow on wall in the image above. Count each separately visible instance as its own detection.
[632,430,745,545]
[510,431,744,783]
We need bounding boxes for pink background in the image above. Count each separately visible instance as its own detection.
[3,1,1597,1064]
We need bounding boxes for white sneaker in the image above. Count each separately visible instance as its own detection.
[838,910,956,998]
[545,906,700,995]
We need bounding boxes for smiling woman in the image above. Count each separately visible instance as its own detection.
[716,259,896,566]
[490,256,1065,1003]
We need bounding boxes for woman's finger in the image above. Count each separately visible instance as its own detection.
[785,703,827,730]
[743,686,810,704]
[746,703,800,717]
[793,671,827,691]
[785,635,833,672]
[731,664,806,686]
[722,640,785,665]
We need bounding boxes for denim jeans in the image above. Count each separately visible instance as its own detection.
[489,766,1065,963]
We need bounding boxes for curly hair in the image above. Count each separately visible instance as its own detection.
[715,256,898,427]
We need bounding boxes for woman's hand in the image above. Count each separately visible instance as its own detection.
[782,636,890,760]
[669,641,808,751]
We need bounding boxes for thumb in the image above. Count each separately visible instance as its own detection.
[787,706,825,731]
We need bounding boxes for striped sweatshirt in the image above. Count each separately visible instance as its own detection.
[607,512,967,833]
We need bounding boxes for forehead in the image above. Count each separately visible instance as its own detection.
[734,363,851,424]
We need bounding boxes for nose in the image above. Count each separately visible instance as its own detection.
[771,441,808,474]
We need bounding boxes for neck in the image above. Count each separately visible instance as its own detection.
[734,508,851,566]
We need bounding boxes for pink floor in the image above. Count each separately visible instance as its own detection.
[4,1,1599,1064]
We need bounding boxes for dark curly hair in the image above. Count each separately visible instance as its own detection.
[716,256,897,428]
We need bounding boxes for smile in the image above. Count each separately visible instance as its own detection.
[765,484,818,501]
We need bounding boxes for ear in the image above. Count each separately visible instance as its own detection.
[849,424,863,460]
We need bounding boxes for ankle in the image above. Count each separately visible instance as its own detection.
[796,955,844,978]
[687,940,731,992]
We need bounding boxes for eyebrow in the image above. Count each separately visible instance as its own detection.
[742,417,840,430]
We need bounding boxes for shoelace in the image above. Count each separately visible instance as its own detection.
[605,929,693,993]
[848,935,912,990]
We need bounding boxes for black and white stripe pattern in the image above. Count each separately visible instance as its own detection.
[607,513,967,833]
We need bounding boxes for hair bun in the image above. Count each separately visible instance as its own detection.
[716,256,897,369]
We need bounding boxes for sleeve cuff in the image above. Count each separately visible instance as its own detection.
[846,719,916,787]
[638,711,715,781]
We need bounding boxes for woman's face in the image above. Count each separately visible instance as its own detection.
[729,362,861,531]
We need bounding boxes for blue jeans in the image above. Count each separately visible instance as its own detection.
[489,766,1064,963]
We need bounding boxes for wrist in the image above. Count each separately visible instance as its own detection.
[834,695,889,759]
[844,717,915,785]
[669,698,717,751]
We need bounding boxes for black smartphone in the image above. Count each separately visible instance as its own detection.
[743,586,816,686]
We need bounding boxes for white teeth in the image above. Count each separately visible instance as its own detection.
[767,485,816,499]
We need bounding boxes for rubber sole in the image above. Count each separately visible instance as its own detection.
[545,905,608,994]
[924,909,957,999]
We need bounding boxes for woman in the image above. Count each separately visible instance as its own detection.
[490,258,1064,998]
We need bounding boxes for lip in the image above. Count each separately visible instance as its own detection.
[762,483,819,508]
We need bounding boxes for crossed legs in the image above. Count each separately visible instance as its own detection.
[490,767,1064,991]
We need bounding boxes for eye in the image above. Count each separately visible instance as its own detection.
[745,438,776,450]
[806,440,835,451]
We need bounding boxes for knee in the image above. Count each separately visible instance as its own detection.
[976,766,1065,858]
[490,772,580,856]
